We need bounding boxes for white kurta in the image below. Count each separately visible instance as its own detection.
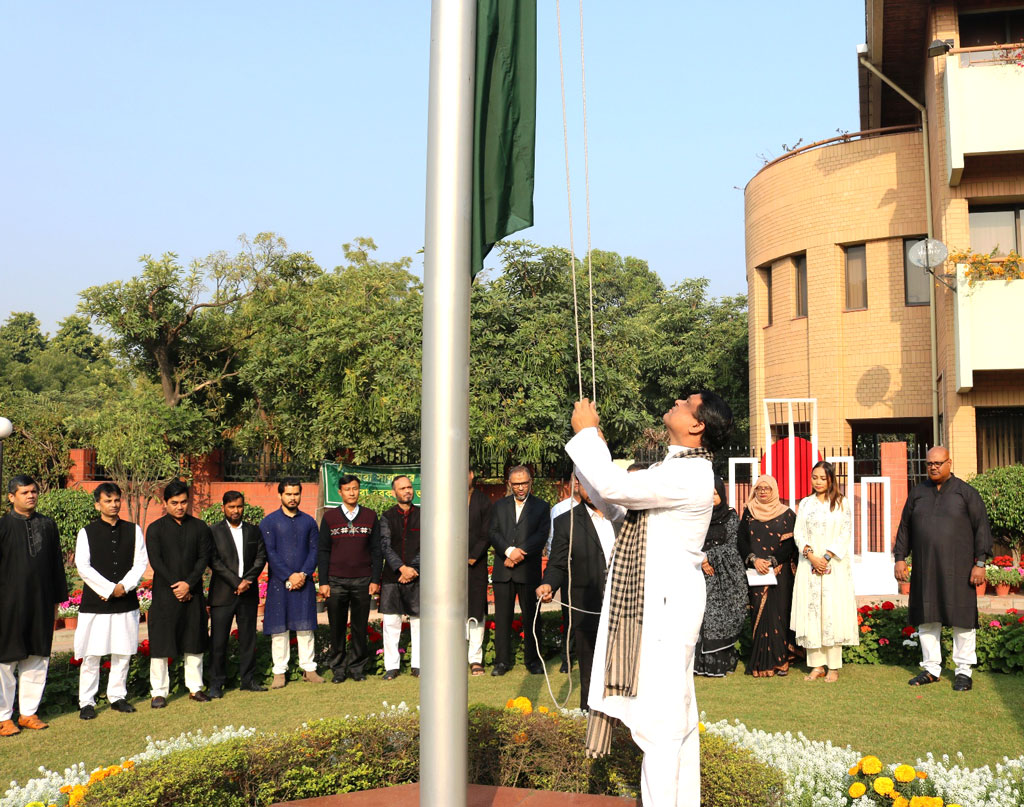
[73,524,148,658]
[790,496,859,648]
[566,428,713,740]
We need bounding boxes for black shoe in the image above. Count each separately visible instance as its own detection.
[189,691,211,703]
[526,662,545,675]
[559,660,570,674]
[207,688,224,699]
[239,683,267,692]
[383,669,399,681]
[411,668,420,678]
[150,696,167,709]
[332,672,347,684]
[953,674,973,691]
[110,699,136,713]
[79,705,97,720]
[908,671,940,686]
[349,673,366,682]
[490,663,509,677]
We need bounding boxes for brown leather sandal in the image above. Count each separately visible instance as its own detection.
[470,663,485,676]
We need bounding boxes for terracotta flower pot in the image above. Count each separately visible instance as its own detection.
[899,582,910,595]
[64,617,78,630]
[976,582,987,597]
[995,583,1011,597]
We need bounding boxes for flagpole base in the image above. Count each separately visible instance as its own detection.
[273,782,636,806]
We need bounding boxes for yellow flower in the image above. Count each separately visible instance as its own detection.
[849,782,867,798]
[873,776,895,796]
[505,698,515,709]
[698,722,706,733]
[123,759,136,769]
[511,696,533,714]
[916,771,928,779]
[537,705,549,714]
[25,802,45,807]
[59,786,72,795]
[894,764,916,783]
[848,764,861,775]
[861,755,883,775]
[894,798,910,807]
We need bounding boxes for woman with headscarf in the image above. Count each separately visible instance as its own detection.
[738,475,797,677]
[695,476,747,677]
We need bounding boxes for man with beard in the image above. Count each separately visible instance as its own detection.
[262,478,324,688]
[208,491,267,697]
[75,482,148,719]
[488,465,549,676]
[379,475,421,680]
[895,446,992,691]
[147,480,212,707]
[0,475,67,736]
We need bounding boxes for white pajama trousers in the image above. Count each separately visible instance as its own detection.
[467,622,485,665]
[0,656,49,721]
[631,725,700,807]
[919,622,976,678]
[79,654,132,707]
[806,645,843,670]
[382,615,420,671]
[150,654,204,697]
[271,631,316,674]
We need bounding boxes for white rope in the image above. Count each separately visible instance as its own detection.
[578,0,597,404]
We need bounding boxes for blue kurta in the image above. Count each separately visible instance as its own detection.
[260,508,319,634]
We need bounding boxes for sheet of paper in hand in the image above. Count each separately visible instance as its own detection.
[746,568,778,586]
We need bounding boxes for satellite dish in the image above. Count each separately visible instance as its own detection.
[908,238,948,269]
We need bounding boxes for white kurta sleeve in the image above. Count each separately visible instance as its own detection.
[118,525,149,591]
[75,527,116,600]
[794,499,811,554]
[567,427,697,514]
[825,498,854,560]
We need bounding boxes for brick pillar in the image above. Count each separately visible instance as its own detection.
[880,442,909,550]
[67,448,94,486]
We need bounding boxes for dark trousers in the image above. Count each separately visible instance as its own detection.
[492,580,540,667]
[209,595,258,689]
[326,576,372,677]
[565,585,601,711]
[559,602,575,664]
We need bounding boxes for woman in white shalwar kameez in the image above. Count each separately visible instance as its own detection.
[790,461,859,683]
[566,393,731,807]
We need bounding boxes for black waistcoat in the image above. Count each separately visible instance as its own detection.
[381,505,420,584]
[80,518,140,614]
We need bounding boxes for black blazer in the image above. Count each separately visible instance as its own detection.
[489,494,550,584]
[542,503,614,596]
[208,520,267,607]
[468,489,493,563]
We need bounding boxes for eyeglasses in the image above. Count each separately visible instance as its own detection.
[925,460,950,468]
[510,481,531,488]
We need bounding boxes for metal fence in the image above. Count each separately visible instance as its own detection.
[221,449,319,483]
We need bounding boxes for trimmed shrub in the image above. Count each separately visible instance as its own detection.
[970,464,1024,564]
[199,501,266,526]
[37,487,96,563]
[77,707,785,806]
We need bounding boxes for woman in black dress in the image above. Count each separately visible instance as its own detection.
[738,474,797,677]
[695,477,746,677]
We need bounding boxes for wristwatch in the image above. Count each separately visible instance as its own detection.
[823,552,833,563]
[975,561,986,568]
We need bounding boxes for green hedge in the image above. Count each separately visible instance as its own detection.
[37,487,96,563]
[41,611,566,718]
[77,707,785,807]
[199,501,266,525]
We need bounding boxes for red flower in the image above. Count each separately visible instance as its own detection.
[231,628,239,639]
[401,621,411,631]
[881,601,895,610]
[101,660,111,670]
[290,637,298,646]
[69,656,83,667]
[860,625,871,634]
[511,619,523,632]
[137,640,150,657]
[1018,616,1024,624]
[518,632,525,639]
[858,605,872,614]
[1007,609,1019,615]
[486,620,496,631]
[879,638,889,646]
[993,555,1013,568]
[902,626,916,637]
[559,624,565,634]
[168,657,175,664]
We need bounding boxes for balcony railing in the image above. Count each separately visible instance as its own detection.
[953,42,1024,67]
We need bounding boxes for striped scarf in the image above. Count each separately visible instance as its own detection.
[585,445,714,759]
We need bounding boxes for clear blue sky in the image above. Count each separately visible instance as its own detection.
[2,2,865,333]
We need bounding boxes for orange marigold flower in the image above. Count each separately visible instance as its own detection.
[873,775,894,795]
[848,764,860,775]
[849,782,867,798]
[861,755,883,775]
[505,698,515,709]
[894,764,916,783]
[894,797,910,807]
[916,771,927,779]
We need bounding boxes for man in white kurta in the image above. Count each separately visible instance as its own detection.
[567,393,731,807]
[74,483,148,718]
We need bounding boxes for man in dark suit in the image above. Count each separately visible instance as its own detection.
[488,465,550,676]
[537,485,619,711]
[466,469,492,675]
[208,490,268,697]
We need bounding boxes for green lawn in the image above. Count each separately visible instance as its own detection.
[3,659,1023,788]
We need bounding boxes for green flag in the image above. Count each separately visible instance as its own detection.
[320,461,422,507]
[471,0,537,277]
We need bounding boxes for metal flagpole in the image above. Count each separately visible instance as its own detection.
[421,0,475,805]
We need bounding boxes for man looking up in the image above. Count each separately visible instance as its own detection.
[208,491,267,697]
[895,446,992,691]
[261,478,324,688]
[568,391,733,807]
[379,475,421,680]
[0,475,67,736]
[488,465,549,677]
[147,480,212,707]
[75,482,148,719]
[318,474,382,683]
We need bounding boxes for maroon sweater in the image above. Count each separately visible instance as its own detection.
[317,507,382,583]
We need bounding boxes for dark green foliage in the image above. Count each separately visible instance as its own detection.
[199,501,265,525]
[36,487,96,563]
[970,464,1024,563]
[78,708,784,806]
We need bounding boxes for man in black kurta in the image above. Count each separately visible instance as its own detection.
[0,475,68,735]
[894,446,992,691]
[146,480,212,707]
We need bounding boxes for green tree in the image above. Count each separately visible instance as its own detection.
[50,314,105,362]
[970,464,1024,566]
[0,311,47,365]
[0,389,85,496]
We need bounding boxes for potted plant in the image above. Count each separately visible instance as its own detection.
[59,590,82,630]
[986,560,1017,597]
[899,562,911,596]
[136,583,152,622]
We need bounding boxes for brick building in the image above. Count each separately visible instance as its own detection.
[745,0,1024,476]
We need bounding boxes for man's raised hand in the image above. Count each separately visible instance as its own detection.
[571,399,600,434]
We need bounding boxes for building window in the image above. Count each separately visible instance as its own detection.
[959,9,1024,48]
[760,265,773,326]
[969,206,1021,256]
[794,254,808,317]
[977,407,1024,471]
[844,244,867,311]
[903,237,930,306]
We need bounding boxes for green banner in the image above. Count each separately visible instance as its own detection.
[320,461,422,507]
